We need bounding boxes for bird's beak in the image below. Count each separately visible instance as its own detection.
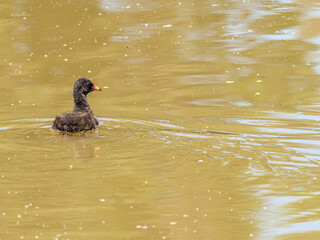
[93,84,101,91]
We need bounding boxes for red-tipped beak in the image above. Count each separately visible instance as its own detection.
[93,84,101,91]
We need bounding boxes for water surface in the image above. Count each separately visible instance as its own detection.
[1,0,320,239]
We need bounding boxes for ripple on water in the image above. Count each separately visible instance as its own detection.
[2,113,319,175]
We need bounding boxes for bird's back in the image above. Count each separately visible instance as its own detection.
[52,111,98,132]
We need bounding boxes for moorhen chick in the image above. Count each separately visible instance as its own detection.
[52,78,101,132]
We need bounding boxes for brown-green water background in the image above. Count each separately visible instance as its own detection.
[1,0,320,239]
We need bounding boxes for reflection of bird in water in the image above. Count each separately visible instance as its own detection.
[52,78,101,132]
[72,137,101,161]
[53,133,101,161]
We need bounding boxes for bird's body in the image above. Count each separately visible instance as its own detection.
[53,111,99,132]
[52,78,101,132]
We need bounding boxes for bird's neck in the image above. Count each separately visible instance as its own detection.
[73,91,92,113]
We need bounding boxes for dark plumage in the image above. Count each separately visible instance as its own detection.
[52,78,101,132]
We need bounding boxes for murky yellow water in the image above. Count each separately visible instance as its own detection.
[1,0,320,239]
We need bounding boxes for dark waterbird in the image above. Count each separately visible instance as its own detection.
[52,78,101,132]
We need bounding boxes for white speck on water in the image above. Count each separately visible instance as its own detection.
[64,59,68,62]
[170,221,177,225]
[249,233,254,237]
[255,92,261,95]
[198,159,203,163]
[226,81,234,84]
[54,234,63,239]
[68,165,73,170]
[88,70,91,73]
[183,214,188,218]
[44,55,48,58]
[162,24,172,28]
[248,29,253,33]
[126,5,131,9]
[103,86,109,88]
[100,199,106,202]
[256,80,262,82]
[162,236,166,240]
[145,23,148,27]
[2,212,6,216]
